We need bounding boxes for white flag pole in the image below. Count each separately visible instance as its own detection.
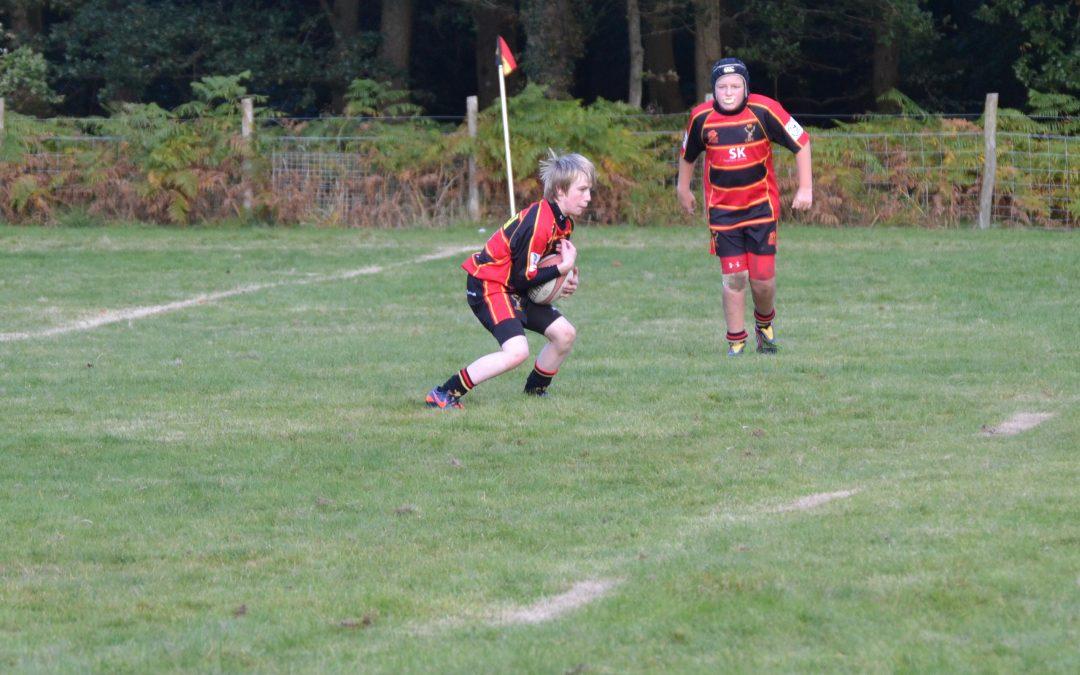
[497,64,516,216]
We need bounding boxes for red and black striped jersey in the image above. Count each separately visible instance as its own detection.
[462,199,573,293]
[681,94,810,231]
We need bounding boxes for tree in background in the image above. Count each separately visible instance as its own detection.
[458,0,517,109]
[378,0,414,91]
[0,7,62,114]
[2,0,45,39]
[0,44,62,113]
[692,0,722,103]
[44,0,380,114]
[977,0,1079,117]
[626,0,643,108]
[0,0,1069,118]
[642,0,683,112]
[520,0,585,99]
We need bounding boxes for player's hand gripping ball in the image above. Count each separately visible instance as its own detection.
[528,254,577,304]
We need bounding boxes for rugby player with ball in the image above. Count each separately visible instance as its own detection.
[425,152,596,409]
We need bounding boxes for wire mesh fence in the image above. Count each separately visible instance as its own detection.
[2,111,1076,228]
[995,133,1076,227]
[267,136,469,226]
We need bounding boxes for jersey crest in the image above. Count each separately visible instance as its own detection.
[784,117,805,142]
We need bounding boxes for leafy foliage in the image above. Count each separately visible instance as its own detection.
[976,0,1079,98]
[344,79,422,118]
[45,0,376,113]
[473,84,670,224]
[0,79,1074,228]
[0,45,62,114]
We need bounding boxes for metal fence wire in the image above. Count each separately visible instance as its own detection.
[7,117,1077,228]
[267,136,469,226]
[995,133,1075,227]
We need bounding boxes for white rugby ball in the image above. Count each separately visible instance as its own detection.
[528,254,573,304]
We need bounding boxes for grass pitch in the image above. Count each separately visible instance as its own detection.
[1,223,1077,673]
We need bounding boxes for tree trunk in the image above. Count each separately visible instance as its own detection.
[379,0,414,89]
[329,0,360,41]
[694,0,723,103]
[9,1,44,41]
[521,0,584,99]
[627,0,644,108]
[327,0,361,112]
[872,23,900,106]
[643,10,682,112]
[472,2,518,109]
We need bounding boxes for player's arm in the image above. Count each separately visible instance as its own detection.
[752,97,812,211]
[676,111,706,216]
[557,239,579,296]
[792,143,812,210]
[676,158,697,215]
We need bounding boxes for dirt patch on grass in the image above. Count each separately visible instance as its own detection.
[980,412,1055,436]
[773,489,860,513]
[492,578,621,626]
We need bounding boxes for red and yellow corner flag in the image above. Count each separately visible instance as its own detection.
[497,36,518,77]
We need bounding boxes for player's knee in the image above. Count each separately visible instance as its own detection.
[501,339,530,368]
[722,270,749,291]
[550,321,576,349]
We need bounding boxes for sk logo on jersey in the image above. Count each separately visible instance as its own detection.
[727,146,747,161]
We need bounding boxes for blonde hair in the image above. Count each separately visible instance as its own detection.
[539,150,596,200]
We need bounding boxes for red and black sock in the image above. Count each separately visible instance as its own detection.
[726,329,748,344]
[442,368,474,398]
[524,363,557,395]
[754,308,775,330]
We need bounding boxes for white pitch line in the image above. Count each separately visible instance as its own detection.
[980,412,1055,437]
[773,489,861,513]
[491,578,622,626]
[0,245,474,343]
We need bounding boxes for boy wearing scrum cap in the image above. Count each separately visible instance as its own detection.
[676,57,813,356]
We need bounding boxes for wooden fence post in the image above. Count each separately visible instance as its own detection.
[241,97,254,212]
[466,95,480,221]
[0,98,5,136]
[977,93,999,230]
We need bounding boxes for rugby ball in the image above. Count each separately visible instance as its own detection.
[527,254,573,305]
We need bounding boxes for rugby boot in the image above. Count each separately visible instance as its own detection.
[524,386,549,397]
[727,339,747,357]
[755,324,779,354]
[425,386,463,409]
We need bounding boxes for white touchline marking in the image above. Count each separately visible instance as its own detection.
[491,578,621,626]
[773,489,860,513]
[411,486,865,636]
[980,412,1055,437]
[0,245,475,343]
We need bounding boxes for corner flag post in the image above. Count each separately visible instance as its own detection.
[497,36,518,216]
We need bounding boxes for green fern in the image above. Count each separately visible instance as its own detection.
[9,175,44,213]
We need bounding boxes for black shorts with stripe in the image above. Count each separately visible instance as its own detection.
[466,275,563,345]
[710,221,777,258]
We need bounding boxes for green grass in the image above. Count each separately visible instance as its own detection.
[1,223,1077,673]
